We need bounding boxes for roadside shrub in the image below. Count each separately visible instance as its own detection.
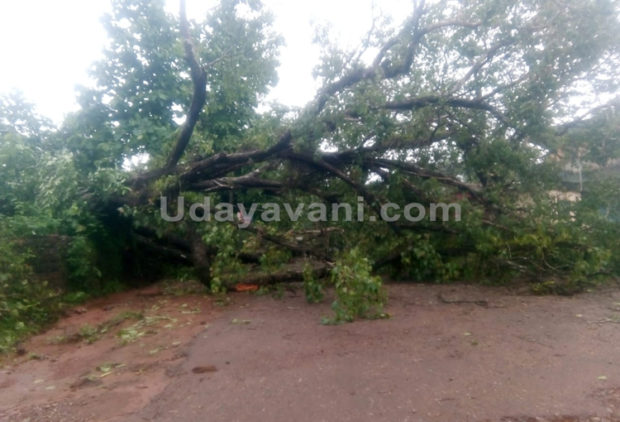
[203,224,245,293]
[65,235,103,292]
[303,261,324,303]
[324,248,388,324]
[0,234,61,353]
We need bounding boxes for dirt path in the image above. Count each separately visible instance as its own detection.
[2,283,620,421]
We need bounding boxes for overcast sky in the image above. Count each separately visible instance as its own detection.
[0,0,412,124]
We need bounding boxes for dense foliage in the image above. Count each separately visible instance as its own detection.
[1,0,619,345]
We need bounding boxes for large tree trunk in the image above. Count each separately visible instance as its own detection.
[190,230,212,287]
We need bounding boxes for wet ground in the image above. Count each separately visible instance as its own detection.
[2,282,619,421]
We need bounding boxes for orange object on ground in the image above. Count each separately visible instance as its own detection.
[234,283,259,292]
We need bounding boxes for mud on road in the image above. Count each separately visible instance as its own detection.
[2,283,620,422]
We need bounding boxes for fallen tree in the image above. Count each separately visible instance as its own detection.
[2,0,619,295]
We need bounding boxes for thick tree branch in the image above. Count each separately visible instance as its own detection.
[180,131,292,184]
[366,157,483,199]
[226,262,330,288]
[313,4,484,114]
[163,0,207,171]
[191,173,283,192]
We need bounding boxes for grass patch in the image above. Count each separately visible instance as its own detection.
[117,315,177,345]
[49,310,144,345]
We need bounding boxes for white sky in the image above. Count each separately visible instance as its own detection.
[0,0,412,124]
